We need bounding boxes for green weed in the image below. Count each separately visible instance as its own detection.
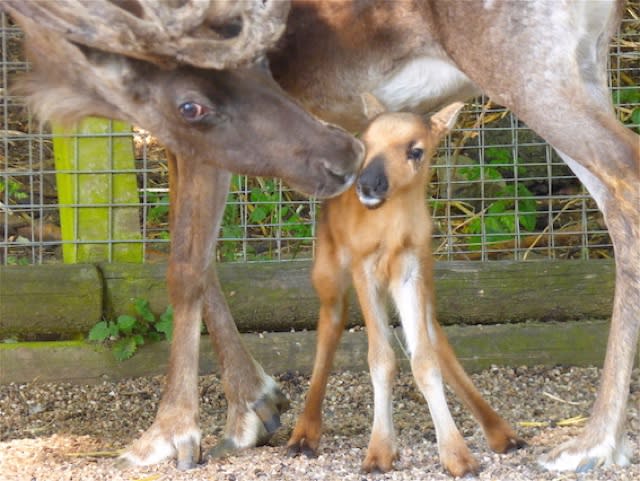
[458,147,538,248]
[0,177,28,202]
[88,298,173,361]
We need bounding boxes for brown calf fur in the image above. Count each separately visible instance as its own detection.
[287,101,524,476]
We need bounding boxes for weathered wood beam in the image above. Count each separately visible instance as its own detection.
[0,264,102,339]
[0,320,622,385]
[0,260,615,339]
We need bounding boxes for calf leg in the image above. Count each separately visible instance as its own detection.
[432,320,525,453]
[390,255,479,477]
[353,261,399,473]
[287,238,350,457]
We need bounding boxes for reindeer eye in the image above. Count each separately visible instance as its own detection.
[407,146,423,162]
[179,102,208,122]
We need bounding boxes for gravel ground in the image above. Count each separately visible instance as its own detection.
[1,365,638,481]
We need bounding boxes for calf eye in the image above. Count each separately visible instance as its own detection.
[179,102,209,122]
[407,146,423,162]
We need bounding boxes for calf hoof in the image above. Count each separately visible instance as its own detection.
[487,424,528,454]
[286,438,319,458]
[362,439,399,473]
[441,447,480,477]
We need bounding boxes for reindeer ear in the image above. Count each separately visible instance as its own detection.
[430,102,465,135]
[361,92,387,120]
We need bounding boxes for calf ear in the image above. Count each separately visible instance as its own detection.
[361,92,387,120]
[430,102,465,136]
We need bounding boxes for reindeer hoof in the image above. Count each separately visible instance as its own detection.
[252,387,291,435]
[176,437,202,470]
[118,420,202,469]
[539,435,631,472]
[207,383,290,460]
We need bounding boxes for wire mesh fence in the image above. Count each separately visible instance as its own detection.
[1,8,639,266]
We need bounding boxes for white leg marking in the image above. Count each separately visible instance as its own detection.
[119,427,201,466]
[390,254,460,449]
[390,254,422,356]
[234,364,280,448]
[370,359,395,442]
[360,258,396,445]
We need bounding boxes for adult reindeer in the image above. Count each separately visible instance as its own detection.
[3,0,638,475]
[2,0,365,471]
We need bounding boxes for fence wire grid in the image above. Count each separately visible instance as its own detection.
[1,8,639,266]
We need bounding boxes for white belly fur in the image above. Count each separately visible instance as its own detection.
[372,57,476,112]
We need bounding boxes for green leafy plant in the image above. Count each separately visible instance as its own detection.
[88,298,173,361]
[219,176,313,261]
[144,192,171,240]
[459,147,538,248]
[6,255,29,266]
[0,177,28,202]
[248,179,312,236]
[146,192,170,225]
[613,86,640,133]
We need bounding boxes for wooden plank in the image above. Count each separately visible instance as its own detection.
[1,320,625,385]
[0,264,102,339]
[0,260,616,338]
[102,259,615,331]
[52,118,142,263]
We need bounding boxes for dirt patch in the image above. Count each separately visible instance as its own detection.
[1,365,638,480]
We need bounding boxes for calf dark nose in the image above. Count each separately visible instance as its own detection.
[357,155,388,198]
[356,155,389,209]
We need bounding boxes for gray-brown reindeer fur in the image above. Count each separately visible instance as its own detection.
[3,0,638,475]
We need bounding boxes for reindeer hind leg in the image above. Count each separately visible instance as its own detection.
[506,68,640,472]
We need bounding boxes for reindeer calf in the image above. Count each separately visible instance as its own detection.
[287,102,523,476]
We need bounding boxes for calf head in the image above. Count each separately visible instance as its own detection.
[356,99,464,209]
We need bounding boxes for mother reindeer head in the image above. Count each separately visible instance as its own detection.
[3,0,363,197]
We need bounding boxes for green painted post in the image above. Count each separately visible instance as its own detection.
[52,118,143,263]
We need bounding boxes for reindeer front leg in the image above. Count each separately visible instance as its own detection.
[539,130,639,471]
[390,254,479,477]
[122,154,287,468]
[120,153,226,469]
[203,266,290,458]
[352,260,399,473]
